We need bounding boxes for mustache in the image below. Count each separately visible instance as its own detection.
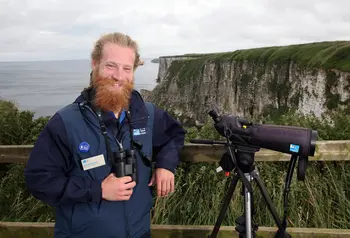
[91,75,129,88]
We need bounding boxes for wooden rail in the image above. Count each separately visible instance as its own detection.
[1,140,349,164]
[0,222,350,237]
[1,141,350,237]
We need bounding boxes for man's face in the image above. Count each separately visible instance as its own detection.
[91,43,136,113]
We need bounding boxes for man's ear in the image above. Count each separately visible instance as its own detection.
[91,60,98,71]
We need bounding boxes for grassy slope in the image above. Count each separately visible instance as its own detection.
[164,41,350,81]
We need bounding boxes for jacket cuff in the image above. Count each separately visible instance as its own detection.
[155,160,177,174]
[91,180,102,203]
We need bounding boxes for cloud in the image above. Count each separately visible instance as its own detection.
[0,0,349,61]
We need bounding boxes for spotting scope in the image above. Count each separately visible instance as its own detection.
[209,110,318,180]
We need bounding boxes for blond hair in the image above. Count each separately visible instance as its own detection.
[91,32,141,70]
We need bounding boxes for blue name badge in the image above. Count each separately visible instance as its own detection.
[289,144,300,153]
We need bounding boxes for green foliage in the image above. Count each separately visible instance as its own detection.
[260,109,350,140]
[0,163,54,222]
[184,122,222,143]
[0,98,52,221]
[0,99,50,145]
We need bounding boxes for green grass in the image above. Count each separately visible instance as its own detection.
[1,161,349,230]
[165,41,350,86]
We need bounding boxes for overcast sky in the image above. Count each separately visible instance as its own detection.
[1,0,349,62]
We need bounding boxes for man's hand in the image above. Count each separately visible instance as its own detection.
[148,168,174,197]
[101,174,136,201]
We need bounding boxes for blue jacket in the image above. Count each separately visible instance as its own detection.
[24,89,186,238]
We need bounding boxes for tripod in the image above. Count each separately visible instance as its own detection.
[190,109,316,237]
[191,138,296,238]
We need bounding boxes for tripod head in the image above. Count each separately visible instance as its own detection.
[190,139,259,175]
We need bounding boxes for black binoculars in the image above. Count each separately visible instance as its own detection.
[111,149,137,183]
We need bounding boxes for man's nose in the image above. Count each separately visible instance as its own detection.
[111,70,123,81]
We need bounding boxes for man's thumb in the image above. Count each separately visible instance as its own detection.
[148,174,155,186]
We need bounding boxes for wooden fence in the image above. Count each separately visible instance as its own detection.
[1,140,350,164]
[0,140,350,237]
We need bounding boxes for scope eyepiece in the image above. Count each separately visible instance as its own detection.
[208,109,220,123]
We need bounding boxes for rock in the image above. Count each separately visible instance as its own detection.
[147,41,350,126]
[140,89,153,101]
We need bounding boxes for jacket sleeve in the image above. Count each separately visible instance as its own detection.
[24,113,102,207]
[152,106,186,173]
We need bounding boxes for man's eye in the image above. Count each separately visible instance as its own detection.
[106,64,116,69]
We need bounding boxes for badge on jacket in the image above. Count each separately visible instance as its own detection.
[81,154,106,171]
[133,128,146,136]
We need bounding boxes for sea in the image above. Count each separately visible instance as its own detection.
[0,58,159,118]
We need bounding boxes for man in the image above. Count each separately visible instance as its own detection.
[24,32,186,238]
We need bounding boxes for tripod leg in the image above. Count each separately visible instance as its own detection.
[251,170,283,230]
[209,173,240,238]
[235,174,256,238]
[244,174,253,238]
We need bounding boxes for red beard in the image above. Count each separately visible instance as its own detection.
[91,73,134,113]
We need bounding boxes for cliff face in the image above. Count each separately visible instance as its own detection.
[145,42,350,126]
[157,55,206,83]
